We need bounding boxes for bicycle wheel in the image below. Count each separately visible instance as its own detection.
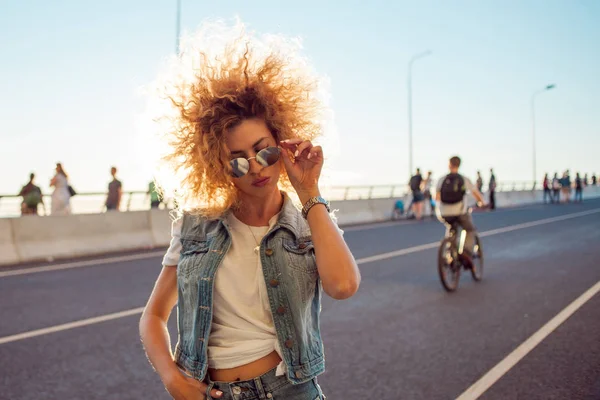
[470,235,484,281]
[438,238,461,292]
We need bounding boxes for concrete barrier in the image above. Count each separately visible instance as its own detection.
[0,218,19,265]
[333,195,411,226]
[11,211,154,263]
[149,209,174,247]
[2,186,600,266]
[494,186,600,207]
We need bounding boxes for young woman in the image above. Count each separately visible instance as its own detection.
[50,163,71,216]
[139,22,361,400]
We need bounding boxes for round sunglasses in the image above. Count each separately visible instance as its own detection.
[229,146,281,178]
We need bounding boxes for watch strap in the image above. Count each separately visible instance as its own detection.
[301,196,330,219]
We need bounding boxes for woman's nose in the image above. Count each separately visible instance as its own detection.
[248,157,263,174]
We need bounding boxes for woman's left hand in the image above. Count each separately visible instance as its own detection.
[279,139,323,197]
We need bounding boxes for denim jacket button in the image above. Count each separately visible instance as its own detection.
[269,279,279,287]
[298,242,307,249]
[285,339,293,348]
[277,306,286,315]
[265,248,274,256]
[232,386,242,395]
[295,370,303,378]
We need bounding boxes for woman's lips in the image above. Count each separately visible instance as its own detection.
[252,177,270,187]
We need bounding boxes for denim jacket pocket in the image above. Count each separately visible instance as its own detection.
[178,238,210,277]
[282,239,317,274]
[181,238,210,255]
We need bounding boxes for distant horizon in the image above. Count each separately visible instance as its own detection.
[2,1,599,195]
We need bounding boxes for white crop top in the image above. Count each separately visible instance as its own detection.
[163,212,287,375]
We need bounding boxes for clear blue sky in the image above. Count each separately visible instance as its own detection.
[1,0,599,194]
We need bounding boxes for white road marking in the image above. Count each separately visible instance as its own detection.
[355,208,600,264]
[0,307,145,345]
[478,208,600,238]
[356,242,438,264]
[342,218,427,232]
[0,207,598,346]
[0,251,166,278]
[456,280,600,400]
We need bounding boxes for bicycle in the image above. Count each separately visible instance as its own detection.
[437,215,484,292]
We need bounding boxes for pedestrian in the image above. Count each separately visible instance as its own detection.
[592,174,597,186]
[476,170,483,193]
[138,21,360,400]
[583,173,589,187]
[105,166,122,212]
[552,172,561,203]
[50,163,72,216]
[561,171,571,203]
[391,199,404,220]
[542,173,553,204]
[409,168,424,220]
[575,172,583,202]
[488,168,497,210]
[147,179,161,209]
[423,171,435,217]
[19,173,45,216]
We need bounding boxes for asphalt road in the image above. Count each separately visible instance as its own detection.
[1,199,599,400]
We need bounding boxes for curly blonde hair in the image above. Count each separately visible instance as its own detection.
[155,20,328,218]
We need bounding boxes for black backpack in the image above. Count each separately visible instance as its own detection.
[409,175,422,191]
[440,173,466,204]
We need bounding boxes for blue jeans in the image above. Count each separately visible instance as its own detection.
[205,367,326,400]
[543,188,553,203]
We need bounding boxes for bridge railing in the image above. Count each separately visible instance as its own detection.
[0,181,536,218]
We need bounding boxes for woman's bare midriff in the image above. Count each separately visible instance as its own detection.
[208,351,282,382]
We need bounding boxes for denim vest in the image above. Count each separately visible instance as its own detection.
[174,193,324,385]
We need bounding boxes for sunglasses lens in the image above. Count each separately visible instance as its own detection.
[230,158,250,178]
[230,147,280,178]
[256,147,281,167]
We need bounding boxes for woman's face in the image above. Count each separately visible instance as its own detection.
[225,119,282,199]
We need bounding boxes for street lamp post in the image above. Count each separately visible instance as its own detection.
[175,0,182,53]
[531,84,556,188]
[407,50,432,179]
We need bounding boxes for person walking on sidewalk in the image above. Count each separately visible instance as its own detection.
[476,171,484,193]
[542,173,553,204]
[423,171,436,217]
[488,168,497,210]
[561,171,571,203]
[575,172,583,202]
[409,168,425,220]
[147,180,161,209]
[552,172,561,203]
[19,173,45,215]
[50,163,72,216]
[105,166,122,211]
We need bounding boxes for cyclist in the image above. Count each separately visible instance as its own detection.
[435,156,486,268]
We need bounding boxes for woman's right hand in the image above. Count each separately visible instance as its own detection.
[165,372,223,400]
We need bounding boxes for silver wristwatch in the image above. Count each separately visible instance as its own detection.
[301,196,330,219]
